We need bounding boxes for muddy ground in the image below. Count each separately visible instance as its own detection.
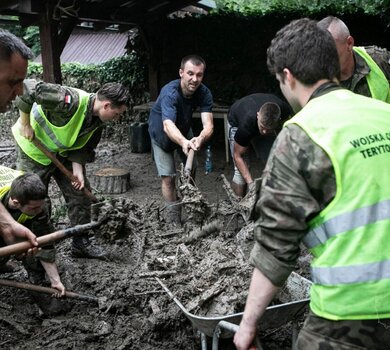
[0,138,311,350]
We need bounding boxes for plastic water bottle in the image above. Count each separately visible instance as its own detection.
[205,145,213,174]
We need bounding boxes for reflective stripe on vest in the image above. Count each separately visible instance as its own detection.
[0,165,23,189]
[353,47,390,103]
[312,259,390,285]
[303,199,390,248]
[12,89,98,165]
[31,106,67,149]
[285,89,390,320]
[0,166,33,224]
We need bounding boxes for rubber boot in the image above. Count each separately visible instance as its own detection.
[71,235,107,259]
[165,201,182,226]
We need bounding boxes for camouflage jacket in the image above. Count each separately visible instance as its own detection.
[1,192,55,262]
[249,85,339,287]
[16,79,103,165]
[341,45,390,98]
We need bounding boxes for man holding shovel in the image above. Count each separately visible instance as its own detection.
[0,29,39,252]
[148,54,214,225]
[12,81,129,259]
[0,167,66,314]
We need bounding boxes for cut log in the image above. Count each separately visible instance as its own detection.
[90,167,130,194]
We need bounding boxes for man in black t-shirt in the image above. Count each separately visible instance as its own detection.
[227,93,292,197]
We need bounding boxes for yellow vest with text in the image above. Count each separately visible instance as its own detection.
[12,89,98,165]
[353,46,390,103]
[285,89,390,320]
[0,166,33,224]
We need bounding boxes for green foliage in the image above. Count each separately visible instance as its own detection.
[0,17,41,56]
[27,54,147,101]
[26,54,148,142]
[23,26,41,56]
[214,0,389,16]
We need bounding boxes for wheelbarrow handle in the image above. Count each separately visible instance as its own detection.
[214,320,264,350]
[31,138,98,203]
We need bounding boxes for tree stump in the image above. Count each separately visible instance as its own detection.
[91,167,130,194]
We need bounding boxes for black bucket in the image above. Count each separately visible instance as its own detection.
[128,122,151,153]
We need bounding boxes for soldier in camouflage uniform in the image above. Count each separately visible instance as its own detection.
[234,19,390,350]
[318,16,390,102]
[12,80,129,259]
[0,29,38,251]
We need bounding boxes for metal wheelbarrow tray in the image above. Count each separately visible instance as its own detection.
[156,271,312,348]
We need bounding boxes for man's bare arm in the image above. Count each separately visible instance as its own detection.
[233,143,252,184]
[191,112,213,150]
[0,202,38,250]
[163,119,196,155]
[234,268,279,350]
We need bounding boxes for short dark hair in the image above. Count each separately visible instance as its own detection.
[0,29,33,62]
[258,102,281,130]
[9,173,46,206]
[267,18,340,85]
[180,54,206,70]
[96,83,130,107]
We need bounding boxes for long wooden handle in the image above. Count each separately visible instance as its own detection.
[0,221,98,257]
[31,138,98,203]
[0,279,98,303]
[184,149,195,177]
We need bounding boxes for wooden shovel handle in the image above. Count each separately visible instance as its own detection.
[0,279,98,303]
[32,138,98,203]
[0,221,98,257]
[184,149,195,177]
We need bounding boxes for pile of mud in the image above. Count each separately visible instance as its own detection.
[0,190,310,349]
[0,142,311,349]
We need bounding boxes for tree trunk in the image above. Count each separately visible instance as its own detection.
[90,167,130,194]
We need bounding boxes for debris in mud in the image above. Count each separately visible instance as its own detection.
[0,143,311,350]
[178,164,211,225]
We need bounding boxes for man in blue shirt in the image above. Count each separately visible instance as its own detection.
[148,55,214,224]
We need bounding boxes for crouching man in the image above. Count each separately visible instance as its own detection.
[0,166,65,307]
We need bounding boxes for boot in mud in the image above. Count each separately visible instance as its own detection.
[165,201,182,226]
[71,236,107,260]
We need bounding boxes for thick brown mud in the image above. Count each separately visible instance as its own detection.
[0,141,310,349]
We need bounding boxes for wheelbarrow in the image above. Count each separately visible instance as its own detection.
[156,271,312,350]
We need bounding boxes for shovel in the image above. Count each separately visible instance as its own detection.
[184,149,195,183]
[0,201,111,258]
[31,137,98,203]
[0,278,100,304]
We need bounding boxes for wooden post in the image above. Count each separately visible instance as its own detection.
[143,21,164,100]
[39,1,62,84]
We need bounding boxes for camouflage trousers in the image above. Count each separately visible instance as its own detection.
[295,311,390,350]
[16,146,92,243]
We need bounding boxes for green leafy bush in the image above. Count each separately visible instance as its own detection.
[24,54,148,143]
